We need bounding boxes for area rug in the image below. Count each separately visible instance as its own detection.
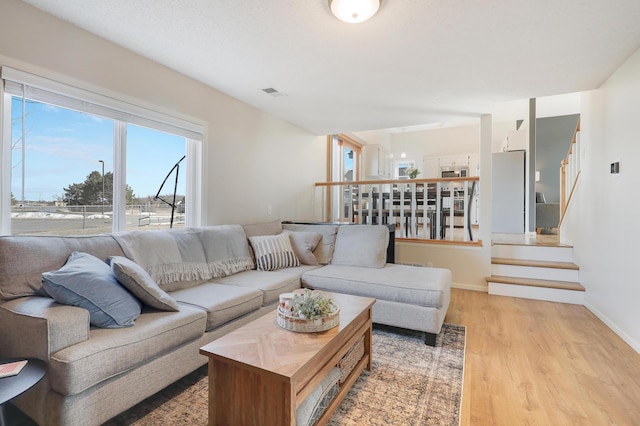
[104,323,465,426]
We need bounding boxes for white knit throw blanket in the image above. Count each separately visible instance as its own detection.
[113,225,253,290]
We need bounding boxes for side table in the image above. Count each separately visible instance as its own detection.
[0,358,46,426]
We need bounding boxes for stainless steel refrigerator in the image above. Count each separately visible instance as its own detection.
[492,150,525,233]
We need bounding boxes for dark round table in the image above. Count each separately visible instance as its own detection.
[0,358,46,426]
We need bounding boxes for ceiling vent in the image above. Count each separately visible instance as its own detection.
[262,87,287,97]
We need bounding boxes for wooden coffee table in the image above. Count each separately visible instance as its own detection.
[200,292,375,426]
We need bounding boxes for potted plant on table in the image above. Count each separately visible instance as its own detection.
[406,167,420,179]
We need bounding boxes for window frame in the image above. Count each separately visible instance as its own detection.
[0,67,204,235]
[328,134,362,222]
[337,134,361,182]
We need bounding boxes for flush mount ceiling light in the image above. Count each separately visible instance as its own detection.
[329,0,381,24]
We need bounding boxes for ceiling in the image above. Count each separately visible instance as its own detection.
[20,0,640,135]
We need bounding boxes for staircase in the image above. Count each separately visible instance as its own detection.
[486,242,584,304]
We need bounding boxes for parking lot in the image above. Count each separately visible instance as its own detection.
[10,207,184,236]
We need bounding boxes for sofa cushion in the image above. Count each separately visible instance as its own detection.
[42,252,142,328]
[302,264,450,308]
[108,256,179,312]
[214,266,320,305]
[48,305,207,396]
[286,231,322,266]
[112,228,209,292]
[248,233,300,271]
[0,235,124,300]
[242,219,283,237]
[330,225,388,268]
[170,283,263,330]
[282,224,338,265]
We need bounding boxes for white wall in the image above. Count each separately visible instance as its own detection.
[206,104,326,224]
[395,242,489,290]
[391,124,480,156]
[0,0,326,226]
[492,120,519,152]
[561,47,640,353]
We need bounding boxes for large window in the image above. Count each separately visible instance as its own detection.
[125,124,187,231]
[9,97,115,235]
[1,67,203,236]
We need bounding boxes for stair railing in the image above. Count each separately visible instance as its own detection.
[559,119,581,225]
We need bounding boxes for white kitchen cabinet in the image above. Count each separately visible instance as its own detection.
[422,156,440,179]
[363,144,393,179]
[422,154,474,177]
[468,153,479,176]
[437,155,454,167]
[438,154,470,168]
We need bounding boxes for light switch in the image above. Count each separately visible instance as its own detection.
[611,161,620,175]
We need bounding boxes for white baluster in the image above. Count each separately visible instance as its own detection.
[463,181,469,242]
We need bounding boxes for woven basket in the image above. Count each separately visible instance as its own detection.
[338,334,365,384]
[276,306,340,333]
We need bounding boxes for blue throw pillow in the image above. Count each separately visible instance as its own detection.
[42,251,142,328]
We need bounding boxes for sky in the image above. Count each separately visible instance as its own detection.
[11,97,186,203]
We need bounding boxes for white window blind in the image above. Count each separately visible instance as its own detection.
[2,66,204,141]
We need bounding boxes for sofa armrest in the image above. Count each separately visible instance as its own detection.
[0,296,90,359]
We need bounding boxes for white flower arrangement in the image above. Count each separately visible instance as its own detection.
[291,289,338,321]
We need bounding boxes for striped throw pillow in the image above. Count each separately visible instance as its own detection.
[249,233,301,271]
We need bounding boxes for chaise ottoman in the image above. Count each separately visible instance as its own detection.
[300,225,451,345]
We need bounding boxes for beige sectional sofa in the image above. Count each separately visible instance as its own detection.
[0,220,450,426]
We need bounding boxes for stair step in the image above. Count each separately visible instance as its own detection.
[486,275,585,292]
[491,263,579,282]
[492,257,579,270]
[492,243,573,263]
[489,239,583,304]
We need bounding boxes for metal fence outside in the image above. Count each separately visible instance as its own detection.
[10,204,185,236]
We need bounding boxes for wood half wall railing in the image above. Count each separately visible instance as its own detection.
[315,177,480,244]
[559,119,581,226]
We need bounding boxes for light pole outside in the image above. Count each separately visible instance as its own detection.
[98,160,105,215]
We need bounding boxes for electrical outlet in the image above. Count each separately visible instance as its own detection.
[267,205,272,215]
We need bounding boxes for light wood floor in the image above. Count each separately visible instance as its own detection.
[447,289,640,425]
[491,232,565,247]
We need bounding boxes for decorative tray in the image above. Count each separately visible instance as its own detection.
[276,290,340,333]
[276,306,340,333]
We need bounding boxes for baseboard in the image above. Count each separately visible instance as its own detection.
[452,282,487,292]
[584,301,640,355]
